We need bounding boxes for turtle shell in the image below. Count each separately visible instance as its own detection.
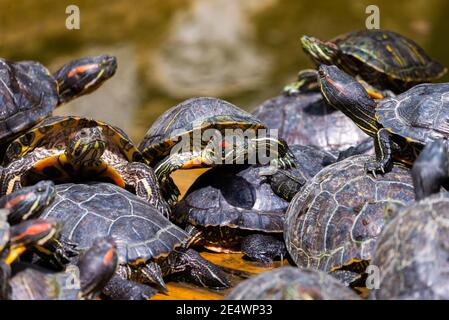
[285,155,415,273]
[0,212,9,254]
[4,116,143,165]
[173,164,287,233]
[252,93,371,152]
[370,192,449,300]
[139,97,266,166]
[39,183,189,265]
[225,266,359,300]
[0,59,57,142]
[334,30,446,91]
[376,83,449,144]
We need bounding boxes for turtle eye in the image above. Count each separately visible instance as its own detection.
[37,187,45,193]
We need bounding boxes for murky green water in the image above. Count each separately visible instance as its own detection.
[1,0,448,142]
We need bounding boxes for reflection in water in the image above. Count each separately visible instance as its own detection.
[152,0,275,97]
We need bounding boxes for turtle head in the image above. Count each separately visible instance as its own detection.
[0,181,56,225]
[66,127,106,166]
[77,236,118,299]
[301,35,339,65]
[318,65,378,136]
[412,139,449,201]
[7,218,60,265]
[54,55,117,105]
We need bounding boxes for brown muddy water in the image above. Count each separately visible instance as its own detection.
[1,0,449,299]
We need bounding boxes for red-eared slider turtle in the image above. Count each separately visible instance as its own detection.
[9,237,118,300]
[284,155,415,285]
[138,97,296,205]
[225,267,359,300]
[1,116,169,216]
[318,64,449,175]
[172,164,289,262]
[38,183,229,300]
[0,55,116,144]
[252,93,372,153]
[370,140,449,299]
[285,30,446,95]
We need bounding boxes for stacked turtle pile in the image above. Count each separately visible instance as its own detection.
[0,29,448,300]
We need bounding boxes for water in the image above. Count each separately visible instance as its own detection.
[1,0,448,142]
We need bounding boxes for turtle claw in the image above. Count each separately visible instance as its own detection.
[364,160,387,178]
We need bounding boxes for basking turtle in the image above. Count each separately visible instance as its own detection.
[9,237,117,300]
[284,155,415,285]
[318,64,449,175]
[172,164,289,262]
[1,116,169,216]
[285,30,446,95]
[370,140,449,299]
[225,267,359,300]
[37,183,229,300]
[252,93,372,153]
[138,97,296,205]
[0,55,117,144]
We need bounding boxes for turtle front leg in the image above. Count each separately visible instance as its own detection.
[102,273,158,300]
[123,162,171,217]
[253,137,296,170]
[163,248,230,289]
[155,152,207,206]
[241,234,287,262]
[365,128,393,176]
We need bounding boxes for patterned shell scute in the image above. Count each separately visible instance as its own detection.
[376,83,449,143]
[370,192,449,300]
[138,97,265,163]
[39,183,189,264]
[0,59,57,141]
[335,30,446,81]
[252,93,369,152]
[225,266,359,300]
[173,165,287,232]
[0,213,9,252]
[284,155,415,272]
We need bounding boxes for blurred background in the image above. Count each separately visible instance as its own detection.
[1,0,448,143]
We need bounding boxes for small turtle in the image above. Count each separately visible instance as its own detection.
[318,64,449,174]
[370,140,449,299]
[225,267,359,300]
[37,183,229,300]
[0,55,116,144]
[252,93,372,153]
[172,164,289,262]
[284,155,415,285]
[1,116,169,216]
[9,237,118,300]
[138,97,296,205]
[285,30,446,95]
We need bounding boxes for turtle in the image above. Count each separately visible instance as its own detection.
[318,64,449,175]
[251,92,372,153]
[138,97,296,206]
[9,237,118,300]
[225,266,359,300]
[284,30,446,95]
[284,154,415,286]
[369,139,449,300]
[262,143,372,201]
[1,116,170,216]
[0,54,117,145]
[36,182,229,300]
[172,164,289,262]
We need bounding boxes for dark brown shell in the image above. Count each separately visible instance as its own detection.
[285,155,415,272]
